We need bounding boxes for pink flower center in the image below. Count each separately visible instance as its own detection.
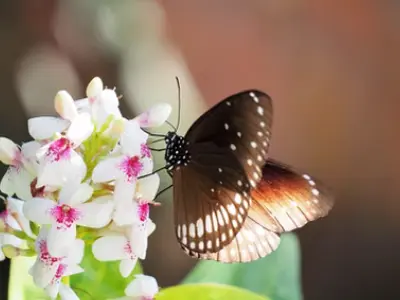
[50,204,81,229]
[138,203,149,222]
[0,209,8,221]
[46,137,72,162]
[38,240,63,265]
[123,241,137,260]
[120,156,143,182]
[141,143,151,158]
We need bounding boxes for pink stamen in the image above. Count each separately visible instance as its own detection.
[141,143,151,158]
[38,240,63,265]
[46,138,72,162]
[138,203,149,222]
[30,178,45,198]
[123,241,137,260]
[0,209,8,221]
[119,156,143,182]
[52,263,67,283]
[50,204,81,229]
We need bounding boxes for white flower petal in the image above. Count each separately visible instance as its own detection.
[136,103,172,128]
[137,173,160,202]
[67,239,85,265]
[92,156,122,183]
[31,259,59,288]
[76,199,113,228]
[119,258,137,278]
[129,223,148,259]
[125,274,159,298]
[0,137,19,165]
[64,264,84,277]
[86,77,103,98]
[0,233,22,248]
[140,157,154,176]
[47,224,76,257]
[59,283,80,300]
[66,113,94,146]
[54,91,78,121]
[0,251,4,261]
[21,141,41,160]
[147,219,156,236]
[0,168,15,196]
[121,120,148,156]
[23,198,54,224]
[14,168,34,200]
[37,151,86,188]
[74,98,90,114]
[60,183,93,206]
[28,117,70,140]
[113,179,136,226]
[45,281,61,299]
[92,235,130,261]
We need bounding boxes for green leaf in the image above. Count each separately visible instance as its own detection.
[8,256,49,300]
[70,244,143,299]
[156,283,270,300]
[182,233,302,300]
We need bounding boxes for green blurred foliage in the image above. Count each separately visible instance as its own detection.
[156,283,270,300]
[182,233,302,300]
[70,244,143,299]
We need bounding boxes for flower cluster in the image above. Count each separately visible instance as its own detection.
[0,77,171,299]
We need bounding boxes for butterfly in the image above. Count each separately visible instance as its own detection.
[146,87,334,263]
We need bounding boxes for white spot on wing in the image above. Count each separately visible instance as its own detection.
[196,219,204,237]
[205,215,213,233]
[189,223,196,238]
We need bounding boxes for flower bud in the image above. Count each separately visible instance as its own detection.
[86,77,103,98]
[0,137,18,165]
[55,90,78,121]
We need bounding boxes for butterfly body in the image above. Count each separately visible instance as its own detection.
[161,89,333,263]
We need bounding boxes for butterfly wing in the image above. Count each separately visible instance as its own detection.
[173,143,252,254]
[172,90,274,262]
[180,211,281,263]
[185,90,273,187]
[248,159,334,233]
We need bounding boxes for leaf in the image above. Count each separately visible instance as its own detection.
[70,244,143,299]
[182,233,302,300]
[156,283,270,300]
[8,256,49,300]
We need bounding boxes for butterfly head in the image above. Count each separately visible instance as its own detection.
[164,131,191,171]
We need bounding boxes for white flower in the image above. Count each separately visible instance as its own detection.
[23,182,113,257]
[75,77,122,129]
[0,138,40,200]
[135,103,172,128]
[29,227,84,299]
[29,91,94,189]
[114,275,159,300]
[92,119,152,226]
[92,220,156,278]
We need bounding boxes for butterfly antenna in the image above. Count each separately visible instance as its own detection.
[155,184,173,199]
[175,76,182,133]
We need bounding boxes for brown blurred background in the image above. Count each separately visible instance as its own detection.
[1,1,400,299]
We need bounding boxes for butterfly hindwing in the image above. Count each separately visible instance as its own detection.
[248,159,334,233]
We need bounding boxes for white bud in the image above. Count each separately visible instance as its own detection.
[0,137,18,165]
[86,77,104,98]
[54,90,78,121]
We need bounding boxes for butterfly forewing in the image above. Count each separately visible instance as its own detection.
[185,90,273,188]
[248,159,334,233]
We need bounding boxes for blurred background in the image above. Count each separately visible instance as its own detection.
[1,1,400,299]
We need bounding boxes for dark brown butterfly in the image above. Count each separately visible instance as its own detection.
[161,90,333,263]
